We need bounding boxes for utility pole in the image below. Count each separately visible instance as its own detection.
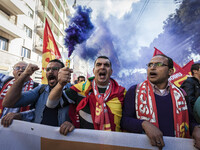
[73,0,76,8]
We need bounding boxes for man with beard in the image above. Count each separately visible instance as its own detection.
[2,59,74,133]
[0,61,38,119]
[46,56,126,134]
[121,54,200,149]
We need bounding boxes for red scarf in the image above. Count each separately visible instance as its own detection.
[136,80,190,138]
[75,78,125,131]
[92,80,112,131]
[0,78,34,117]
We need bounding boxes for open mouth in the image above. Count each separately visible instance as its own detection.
[48,75,56,83]
[149,72,157,77]
[99,72,106,79]
[17,72,22,77]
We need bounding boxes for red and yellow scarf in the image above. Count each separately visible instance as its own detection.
[71,77,126,131]
[135,80,190,138]
[92,80,112,130]
[0,78,34,117]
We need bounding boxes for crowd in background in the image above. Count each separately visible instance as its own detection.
[0,55,200,149]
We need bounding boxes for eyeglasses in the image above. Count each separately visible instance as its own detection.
[147,62,168,68]
[46,67,60,72]
[13,66,26,71]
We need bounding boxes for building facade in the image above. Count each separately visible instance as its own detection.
[0,0,73,83]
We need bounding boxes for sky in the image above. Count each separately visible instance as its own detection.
[65,0,179,88]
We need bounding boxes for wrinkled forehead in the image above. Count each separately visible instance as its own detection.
[14,62,27,68]
[47,62,62,68]
[150,55,168,64]
[94,58,111,65]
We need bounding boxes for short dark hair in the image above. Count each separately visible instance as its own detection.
[191,63,200,75]
[49,59,65,68]
[154,54,173,69]
[78,76,85,81]
[94,56,112,68]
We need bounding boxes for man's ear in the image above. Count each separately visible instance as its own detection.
[169,68,174,76]
[93,68,94,74]
[110,69,113,75]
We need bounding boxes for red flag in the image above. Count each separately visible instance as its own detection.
[171,60,195,86]
[153,47,163,56]
[153,47,187,87]
[182,59,194,76]
[42,19,61,84]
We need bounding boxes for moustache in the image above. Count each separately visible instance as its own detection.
[47,75,56,80]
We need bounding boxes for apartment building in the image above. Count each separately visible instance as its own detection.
[0,0,72,83]
[35,0,70,57]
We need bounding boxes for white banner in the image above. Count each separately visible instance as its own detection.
[0,120,197,150]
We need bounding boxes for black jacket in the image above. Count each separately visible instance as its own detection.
[181,77,200,110]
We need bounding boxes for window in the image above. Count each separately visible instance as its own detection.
[0,36,8,51]
[27,6,34,18]
[39,37,43,46]
[21,47,31,59]
[24,25,32,38]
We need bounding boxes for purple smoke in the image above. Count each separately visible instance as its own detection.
[71,0,199,89]
[64,5,94,57]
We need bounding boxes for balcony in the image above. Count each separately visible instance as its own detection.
[37,4,65,36]
[36,23,64,50]
[49,0,65,23]
[0,0,26,15]
[36,21,44,37]
[34,33,43,52]
[35,44,43,52]
[0,11,25,38]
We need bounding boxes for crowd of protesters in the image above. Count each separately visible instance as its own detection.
[0,55,200,149]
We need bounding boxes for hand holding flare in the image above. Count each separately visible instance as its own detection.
[57,58,73,86]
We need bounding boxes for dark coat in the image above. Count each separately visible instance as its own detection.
[181,77,200,110]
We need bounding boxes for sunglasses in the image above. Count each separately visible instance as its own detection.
[46,67,60,72]
[147,62,168,68]
[13,66,26,71]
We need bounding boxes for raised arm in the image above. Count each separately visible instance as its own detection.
[46,67,72,108]
[2,64,39,107]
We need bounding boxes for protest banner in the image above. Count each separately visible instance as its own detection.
[0,120,196,150]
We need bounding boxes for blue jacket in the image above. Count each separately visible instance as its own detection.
[15,84,70,126]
